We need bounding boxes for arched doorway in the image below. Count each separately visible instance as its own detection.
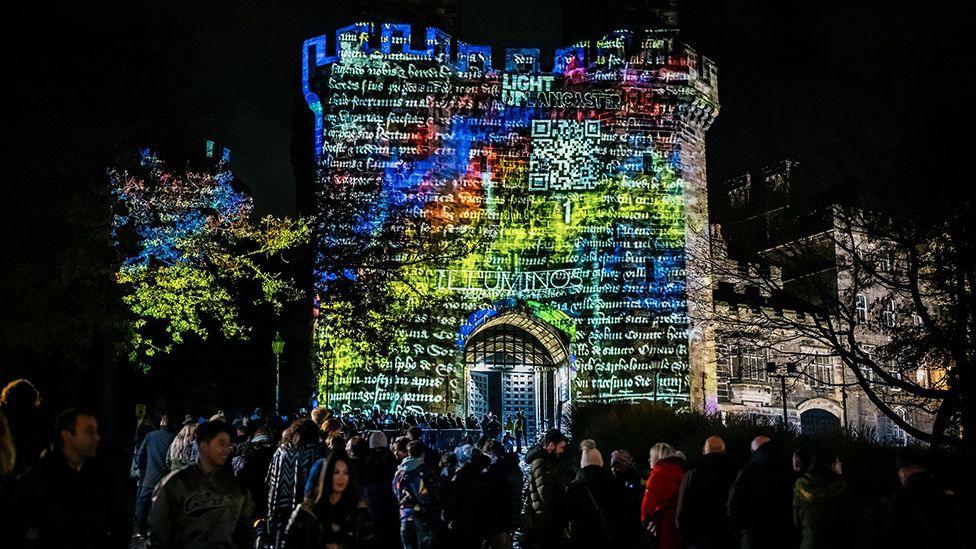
[800,408,840,436]
[461,302,572,443]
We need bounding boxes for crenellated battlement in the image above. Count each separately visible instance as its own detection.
[302,21,717,90]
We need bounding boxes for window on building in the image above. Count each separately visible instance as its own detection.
[855,294,867,323]
[735,348,767,382]
[807,355,834,389]
[883,299,896,327]
[916,366,930,389]
[877,249,894,273]
[912,312,923,327]
[860,345,876,383]
[888,360,903,392]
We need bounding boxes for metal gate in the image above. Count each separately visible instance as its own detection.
[465,323,556,442]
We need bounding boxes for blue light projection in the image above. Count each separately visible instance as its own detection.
[304,23,719,414]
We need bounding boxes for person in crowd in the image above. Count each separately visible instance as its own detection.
[727,436,797,549]
[232,425,276,520]
[792,445,812,476]
[230,418,248,448]
[792,448,851,549]
[484,439,522,549]
[393,436,410,465]
[266,419,322,546]
[166,419,199,471]
[442,444,492,548]
[0,378,45,476]
[676,436,737,549]
[346,435,368,481]
[310,406,329,430]
[0,409,15,494]
[524,429,569,549]
[134,413,177,537]
[321,418,343,448]
[406,425,441,467]
[884,454,966,549]
[11,407,121,548]
[514,411,527,451]
[361,430,398,548]
[486,413,502,441]
[130,415,155,483]
[394,439,441,549]
[504,416,514,438]
[148,420,254,548]
[284,453,376,549]
[0,409,16,545]
[641,442,686,549]
[566,439,619,547]
[609,449,644,546]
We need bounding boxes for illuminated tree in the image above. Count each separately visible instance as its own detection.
[110,151,310,368]
[698,194,974,447]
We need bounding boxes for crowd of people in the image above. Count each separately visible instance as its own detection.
[0,376,970,548]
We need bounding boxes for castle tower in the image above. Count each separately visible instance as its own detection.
[302,21,719,423]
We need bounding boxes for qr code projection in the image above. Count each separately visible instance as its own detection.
[528,119,602,192]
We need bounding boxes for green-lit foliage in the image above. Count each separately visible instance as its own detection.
[110,151,310,369]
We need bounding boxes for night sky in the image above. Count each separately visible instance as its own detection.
[9,1,967,216]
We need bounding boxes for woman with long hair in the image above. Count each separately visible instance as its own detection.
[641,442,687,549]
[267,419,323,546]
[0,410,15,494]
[284,453,375,549]
[165,420,198,471]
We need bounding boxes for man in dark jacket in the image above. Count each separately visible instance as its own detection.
[442,446,492,548]
[727,436,796,549]
[10,407,123,549]
[148,420,254,548]
[610,449,644,547]
[677,436,737,549]
[484,440,523,547]
[884,454,966,549]
[524,429,569,549]
[134,414,177,536]
[230,426,275,519]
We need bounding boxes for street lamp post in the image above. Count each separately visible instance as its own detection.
[272,332,285,416]
[766,361,797,428]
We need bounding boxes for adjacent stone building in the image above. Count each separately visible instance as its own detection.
[710,160,935,442]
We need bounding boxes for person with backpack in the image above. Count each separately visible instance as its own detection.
[394,440,441,549]
[566,439,620,548]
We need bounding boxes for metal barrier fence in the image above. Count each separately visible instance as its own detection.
[365,428,511,453]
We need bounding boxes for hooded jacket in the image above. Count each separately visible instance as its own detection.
[393,455,439,521]
[792,473,851,549]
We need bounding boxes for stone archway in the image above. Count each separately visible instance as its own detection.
[797,398,843,435]
[462,306,571,442]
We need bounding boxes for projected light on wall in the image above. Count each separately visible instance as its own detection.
[303,22,718,423]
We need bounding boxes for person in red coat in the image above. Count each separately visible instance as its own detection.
[641,442,687,549]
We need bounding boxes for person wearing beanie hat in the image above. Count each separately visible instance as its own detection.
[565,439,620,547]
[580,438,604,468]
[367,430,388,450]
